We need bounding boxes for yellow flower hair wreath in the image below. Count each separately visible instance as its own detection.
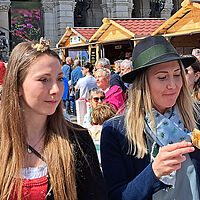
[32,37,50,52]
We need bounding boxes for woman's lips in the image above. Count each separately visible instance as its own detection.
[163,93,177,97]
[44,100,58,104]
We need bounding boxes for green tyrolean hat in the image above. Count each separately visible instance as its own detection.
[122,36,197,83]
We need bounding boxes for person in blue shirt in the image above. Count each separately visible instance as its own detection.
[71,59,84,90]
[101,36,200,200]
[62,57,73,113]
[62,57,73,81]
[70,59,84,115]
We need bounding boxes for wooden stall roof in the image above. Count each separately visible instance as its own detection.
[57,27,98,47]
[152,0,200,37]
[89,18,166,43]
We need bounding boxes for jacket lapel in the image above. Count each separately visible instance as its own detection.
[190,147,200,192]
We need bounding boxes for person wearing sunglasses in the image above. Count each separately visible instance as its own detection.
[92,96,106,103]
[83,88,105,129]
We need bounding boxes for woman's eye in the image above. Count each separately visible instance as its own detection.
[39,78,48,82]
[158,76,166,80]
[174,74,181,77]
[58,77,64,82]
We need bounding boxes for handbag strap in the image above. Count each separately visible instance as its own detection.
[27,145,54,198]
[27,144,45,161]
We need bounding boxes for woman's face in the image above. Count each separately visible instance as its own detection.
[81,66,88,76]
[94,71,110,91]
[20,54,64,117]
[185,66,199,92]
[90,92,105,108]
[147,60,183,114]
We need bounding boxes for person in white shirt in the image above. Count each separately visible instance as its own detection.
[75,62,97,99]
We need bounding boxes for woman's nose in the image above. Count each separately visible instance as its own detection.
[167,78,176,89]
[49,83,60,94]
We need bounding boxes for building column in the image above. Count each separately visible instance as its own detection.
[140,0,151,18]
[101,0,133,18]
[56,0,76,37]
[161,0,174,19]
[41,0,57,47]
[101,0,113,18]
[0,0,11,40]
[113,0,133,18]
[86,0,103,27]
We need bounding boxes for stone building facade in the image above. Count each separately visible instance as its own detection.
[0,0,184,49]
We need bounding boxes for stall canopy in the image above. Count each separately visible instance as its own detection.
[57,27,98,63]
[89,18,166,64]
[152,0,200,52]
[57,27,98,48]
[90,18,166,44]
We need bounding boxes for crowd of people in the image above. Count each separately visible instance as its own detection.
[0,35,200,200]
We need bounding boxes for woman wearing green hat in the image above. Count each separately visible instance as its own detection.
[101,36,200,200]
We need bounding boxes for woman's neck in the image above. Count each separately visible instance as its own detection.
[102,86,109,92]
[23,112,47,143]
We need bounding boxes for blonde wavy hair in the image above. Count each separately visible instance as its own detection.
[125,61,196,159]
[0,42,77,200]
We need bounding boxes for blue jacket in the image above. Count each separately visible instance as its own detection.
[110,72,126,93]
[71,66,84,88]
[101,115,200,200]
[62,64,71,80]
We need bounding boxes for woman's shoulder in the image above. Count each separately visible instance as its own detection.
[67,121,91,142]
[102,114,126,136]
[66,121,97,155]
[106,85,122,95]
[103,114,125,127]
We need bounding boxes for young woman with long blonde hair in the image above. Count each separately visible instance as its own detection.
[0,38,107,200]
[101,36,200,200]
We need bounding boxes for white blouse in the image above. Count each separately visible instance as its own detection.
[21,161,47,179]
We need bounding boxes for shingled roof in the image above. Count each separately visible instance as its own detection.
[90,18,166,42]
[57,27,98,47]
[74,28,98,41]
[112,19,166,36]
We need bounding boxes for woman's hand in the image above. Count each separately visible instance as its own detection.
[152,141,195,179]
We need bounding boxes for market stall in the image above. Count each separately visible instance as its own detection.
[57,27,98,65]
[89,18,166,64]
[152,0,200,54]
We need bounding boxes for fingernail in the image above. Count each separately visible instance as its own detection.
[191,147,195,151]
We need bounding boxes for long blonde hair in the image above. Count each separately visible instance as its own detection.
[125,62,196,159]
[0,42,77,200]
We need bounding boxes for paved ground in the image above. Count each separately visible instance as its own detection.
[63,107,77,124]
[69,114,77,123]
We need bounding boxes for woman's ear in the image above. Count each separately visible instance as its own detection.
[195,72,200,81]
[19,87,23,97]
[88,100,92,108]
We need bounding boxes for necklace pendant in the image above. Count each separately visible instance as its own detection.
[27,148,32,154]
